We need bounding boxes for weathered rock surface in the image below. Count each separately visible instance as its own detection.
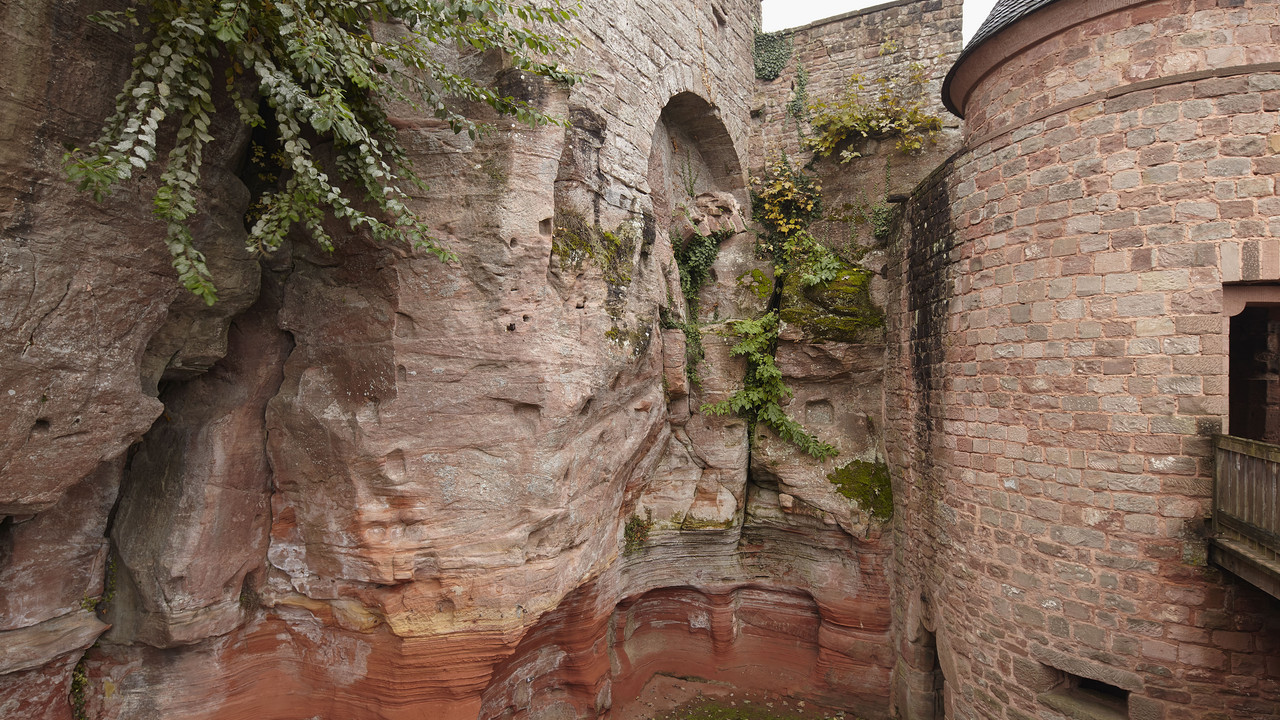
[0,0,257,514]
[1,1,911,718]
[105,283,289,649]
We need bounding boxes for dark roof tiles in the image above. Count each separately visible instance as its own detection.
[941,0,1064,116]
[966,0,1062,54]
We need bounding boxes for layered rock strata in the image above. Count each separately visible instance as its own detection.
[1,0,909,717]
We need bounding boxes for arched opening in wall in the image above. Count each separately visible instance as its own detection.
[646,91,747,232]
[1224,285,1280,442]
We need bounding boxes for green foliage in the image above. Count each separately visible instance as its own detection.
[667,229,726,385]
[785,63,809,121]
[661,306,706,386]
[807,63,941,162]
[70,657,89,720]
[678,149,700,199]
[553,214,639,291]
[753,29,791,81]
[701,312,837,461]
[750,156,821,245]
[67,0,581,303]
[738,268,773,302]
[623,512,653,554]
[827,459,893,520]
[870,204,895,241]
[779,265,884,343]
[778,230,841,288]
[676,231,721,314]
[79,555,119,615]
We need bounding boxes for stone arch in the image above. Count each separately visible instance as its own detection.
[644,91,763,325]
[646,91,747,224]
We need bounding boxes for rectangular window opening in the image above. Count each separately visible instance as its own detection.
[1037,667,1130,720]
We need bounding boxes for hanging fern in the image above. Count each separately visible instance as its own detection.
[701,312,838,461]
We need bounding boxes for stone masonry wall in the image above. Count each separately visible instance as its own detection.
[883,159,961,719]
[749,0,963,311]
[752,0,962,171]
[890,0,1280,718]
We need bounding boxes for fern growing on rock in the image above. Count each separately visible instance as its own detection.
[701,312,838,461]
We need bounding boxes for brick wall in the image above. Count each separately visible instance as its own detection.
[560,0,758,227]
[888,0,1280,718]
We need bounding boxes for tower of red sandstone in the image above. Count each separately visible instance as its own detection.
[887,0,1280,717]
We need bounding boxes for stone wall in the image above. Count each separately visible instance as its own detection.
[752,0,962,171]
[889,0,1280,717]
[749,0,963,297]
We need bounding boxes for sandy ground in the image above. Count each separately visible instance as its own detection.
[611,674,863,720]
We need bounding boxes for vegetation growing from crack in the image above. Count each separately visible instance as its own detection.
[712,156,889,459]
[553,213,640,289]
[624,512,653,554]
[786,62,810,141]
[701,312,837,461]
[66,0,581,303]
[665,228,729,385]
[70,656,89,720]
[677,231,721,311]
[678,149,701,199]
[751,155,821,247]
[807,62,941,161]
[661,307,705,386]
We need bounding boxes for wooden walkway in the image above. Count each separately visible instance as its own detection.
[1212,435,1280,601]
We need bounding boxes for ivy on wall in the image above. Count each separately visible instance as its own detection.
[702,311,838,460]
[695,158,851,461]
[66,0,581,303]
[753,28,791,81]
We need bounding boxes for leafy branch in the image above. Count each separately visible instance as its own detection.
[67,0,582,304]
[807,62,941,162]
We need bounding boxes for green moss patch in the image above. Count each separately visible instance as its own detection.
[827,459,893,521]
[779,265,883,343]
[738,268,774,302]
[552,210,638,289]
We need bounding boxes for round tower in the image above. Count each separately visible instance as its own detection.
[889,0,1280,717]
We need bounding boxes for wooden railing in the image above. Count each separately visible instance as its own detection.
[1212,435,1280,600]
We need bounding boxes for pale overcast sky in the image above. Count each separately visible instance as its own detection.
[760,0,998,45]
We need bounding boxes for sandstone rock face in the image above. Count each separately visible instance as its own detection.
[0,0,259,709]
[0,1,924,718]
[106,285,289,649]
[0,0,258,516]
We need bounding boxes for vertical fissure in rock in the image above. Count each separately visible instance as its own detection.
[100,271,290,653]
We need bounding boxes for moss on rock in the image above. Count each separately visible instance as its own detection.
[738,268,774,302]
[779,264,883,343]
[827,459,893,521]
[552,209,638,288]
